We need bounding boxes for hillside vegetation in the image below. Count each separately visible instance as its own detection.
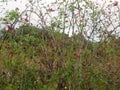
[0,25,120,90]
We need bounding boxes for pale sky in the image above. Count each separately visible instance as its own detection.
[0,0,119,17]
[0,0,120,41]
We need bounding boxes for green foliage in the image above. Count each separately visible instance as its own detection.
[0,0,120,89]
[5,9,19,22]
[0,25,120,90]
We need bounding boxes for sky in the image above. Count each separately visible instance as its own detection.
[0,0,120,41]
[0,0,119,15]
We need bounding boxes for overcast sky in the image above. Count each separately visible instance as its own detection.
[0,0,119,12]
[0,0,120,41]
[0,0,119,17]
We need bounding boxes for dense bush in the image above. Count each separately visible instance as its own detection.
[0,25,120,90]
[0,0,120,89]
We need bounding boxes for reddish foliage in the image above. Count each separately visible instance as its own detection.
[7,25,14,31]
[113,1,118,6]
[73,53,80,59]
[47,8,55,12]
[25,17,29,22]
[43,51,47,57]
[9,51,14,57]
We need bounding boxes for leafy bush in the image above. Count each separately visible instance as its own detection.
[0,25,120,90]
[0,0,120,90]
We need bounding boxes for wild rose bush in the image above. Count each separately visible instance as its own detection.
[0,0,120,90]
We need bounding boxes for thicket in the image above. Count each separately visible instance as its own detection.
[0,0,120,90]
